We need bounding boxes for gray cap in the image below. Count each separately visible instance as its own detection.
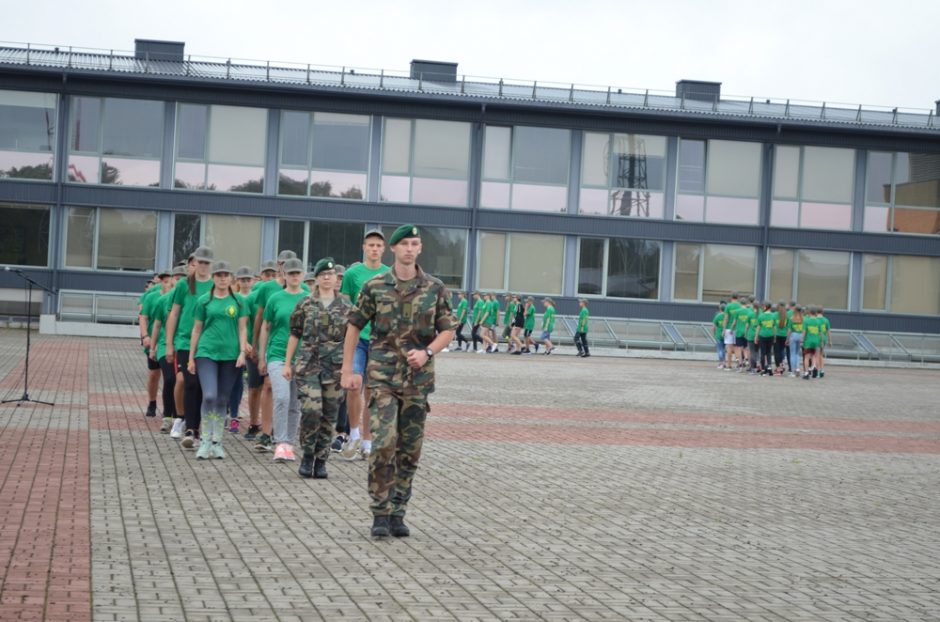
[171,265,187,277]
[303,272,316,282]
[234,265,254,279]
[210,260,233,275]
[363,229,385,241]
[334,264,346,276]
[277,249,297,262]
[156,267,172,278]
[192,246,214,262]
[282,258,304,274]
[260,260,277,273]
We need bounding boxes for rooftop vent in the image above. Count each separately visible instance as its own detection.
[410,59,458,84]
[676,79,721,104]
[134,39,185,62]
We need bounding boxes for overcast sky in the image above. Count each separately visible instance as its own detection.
[6,0,939,111]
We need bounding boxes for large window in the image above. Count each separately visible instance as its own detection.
[0,203,50,266]
[771,145,855,230]
[171,213,262,269]
[676,139,761,225]
[862,254,940,315]
[65,207,157,271]
[577,238,660,299]
[69,97,164,187]
[481,126,571,212]
[274,220,365,270]
[674,243,756,302]
[380,118,470,206]
[380,226,468,289]
[580,133,667,218]
[174,104,266,193]
[865,151,940,235]
[279,111,370,199]
[477,232,564,294]
[767,249,850,310]
[0,90,56,181]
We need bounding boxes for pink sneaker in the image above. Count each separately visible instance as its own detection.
[229,419,240,434]
[284,445,296,462]
[273,443,289,463]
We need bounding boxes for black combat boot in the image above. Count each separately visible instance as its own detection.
[371,516,390,538]
[298,454,314,478]
[145,401,157,417]
[313,458,328,479]
[389,515,410,538]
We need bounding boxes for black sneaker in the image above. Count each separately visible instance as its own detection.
[313,458,328,479]
[330,436,346,452]
[243,425,260,441]
[389,515,410,538]
[812,368,819,378]
[582,353,590,358]
[298,454,314,478]
[371,516,390,538]
[145,402,157,418]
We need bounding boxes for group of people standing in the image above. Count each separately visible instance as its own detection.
[712,293,832,379]
[138,225,456,538]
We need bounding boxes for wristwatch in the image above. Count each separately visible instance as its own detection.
[425,347,434,359]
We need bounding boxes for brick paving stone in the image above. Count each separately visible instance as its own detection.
[1,330,939,621]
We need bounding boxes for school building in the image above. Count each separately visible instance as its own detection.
[1,39,938,333]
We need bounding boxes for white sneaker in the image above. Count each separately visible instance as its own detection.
[340,437,362,460]
[359,446,371,461]
[170,419,185,438]
[441,347,450,353]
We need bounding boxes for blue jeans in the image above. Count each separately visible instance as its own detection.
[715,337,726,362]
[789,333,803,371]
[352,338,369,375]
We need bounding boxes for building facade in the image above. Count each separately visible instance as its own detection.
[1,40,939,333]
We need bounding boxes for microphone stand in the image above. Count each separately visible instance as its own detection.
[2,268,56,407]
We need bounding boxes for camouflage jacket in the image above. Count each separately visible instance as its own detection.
[289,290,352,382]
[348,264,456,396]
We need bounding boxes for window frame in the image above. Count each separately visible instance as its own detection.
[575,236,663,301]
[672,243,757,303]
[0,202,52,268]
[0,90,58,182]
[864,150,940,236]
[579,131,668,219]
[63,206,157,273]
[475,231,566,296]
[764,247,852,311]
[860,254,940,316]
[675,138,762,225]
[771,144,856,231]
[480,124,571,213]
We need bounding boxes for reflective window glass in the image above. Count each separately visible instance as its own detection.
[97,209,157,271]
[802,147,854,203]
[478,232,506,290]
[69,97,100,152]
[510,184,567,212]
[206,164,263,193]
[413,119,470,179]
[607,239,660,299]
[312,113,370,172]
[65,207,95,268]
[773,145,800,199]
[796,249,850,310]
[677,139,705,193]
[0,203,50,266]
[706,140,761,197]
[800,202,852,230]
[866,151,893,204]
[891,256,940,315]
[280,111,310,167]
[705,197,759,225]
[0,90,56,180]
[204,214,262,270]
[208,105,266,166]
[512,126,569,184]
[172,213,201,265]
[673,244,701,301]
[891,207,940,235]
[581,132,608,187]
[577,238,605,295]
[675,194,704,221]
[100,158,160,187]
[768,249,795,302]
[862,254,887,311]
[277,220,306,265]
[701,244,756,303]
[895,153,940,209]
[310,171,366,199]
[278,168,308,196]
[101,98,163,158]
[307,221,365,269]
[177,104,207,160]
[382,118,411,175]
[507,233,564,294]
[482,126,511,180]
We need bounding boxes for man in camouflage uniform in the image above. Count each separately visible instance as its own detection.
[284,258,351,479]
[342,224,456,538]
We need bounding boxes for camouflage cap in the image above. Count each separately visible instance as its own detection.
[234,265,253,279]
[312,257,337,278]
[389,224,419,246]
[282,258,304,274]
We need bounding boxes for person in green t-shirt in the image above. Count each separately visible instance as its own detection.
[756,301,776,374]
[575,299,591,358]
[165,246,215,446]
[501,293,515,348]
[453,291,469,351]
[541,298,557,354]
[722,292,742,369]
[479,293,499,353]
[745,300,760,372]
[338,229,390,461]
[772,301,789,374]
[246,259,278,443]
[259,258,307,461]
[188,261,249,460]
[469,291,485,352]
[144,269,176,431]
[712,301,726,368]
[226,266,257,436]
[508,294,525,354]
[732,298,753,371]
[786,305,805,377]
[818,307,832,378]
[801,305,823,379]
[523,296,537,353]
[139,272,168,418]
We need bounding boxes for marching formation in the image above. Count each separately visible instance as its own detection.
[711,293,833,379]
[138,225,456,538]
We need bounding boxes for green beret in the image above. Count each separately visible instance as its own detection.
[389,224,420,246]
[312,257,337,278]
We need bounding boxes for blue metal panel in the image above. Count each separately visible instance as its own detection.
[155,211,172,270]
[660,241,674,301]
[261,217,276,262]
[563,236,577,297]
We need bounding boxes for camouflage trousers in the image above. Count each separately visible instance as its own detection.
[368,390,428,517]
[297,376,344,460]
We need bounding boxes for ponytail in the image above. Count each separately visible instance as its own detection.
[187,273,196,295]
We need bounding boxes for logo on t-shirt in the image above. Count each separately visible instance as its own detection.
[227,305,237,317]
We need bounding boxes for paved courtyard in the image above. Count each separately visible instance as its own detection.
[0,329,938,622]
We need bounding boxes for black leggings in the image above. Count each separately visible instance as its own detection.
[177,350,202,433]
[471,324,481,350]
[158,358,178,418]
[575,332,589,355]
[774,337,787,369]
[759,337,774,371]
[455,322,467,347]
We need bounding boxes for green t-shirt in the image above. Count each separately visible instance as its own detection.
[820,316,831,343]
[503,301,516,325]
[455,298,468,324]
[341,263,390,341]
[471,299,485,324]
[240,290,257,339]
[524,305,535,331]
[484,300,499,327]
[712,311,725,340]
[788,315,804,334]
[171,277,214,351]
[746,311,759,341]
[734,307,751,338]
[542,306,556,332]
[803,316,822,348]
[774,311,789,337]
[758,310,777,338]
[577,307,590,333]
[152,292,173,361]
[263,289,306,363]
[723,301,740,330]
[194,293,248,361]
[140,287,164,352]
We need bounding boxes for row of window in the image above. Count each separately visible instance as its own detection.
[2,90,939,235]
[3,201,938,316]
